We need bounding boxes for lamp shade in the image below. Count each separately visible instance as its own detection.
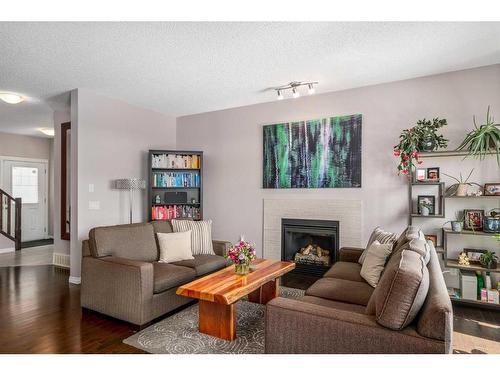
[114,178,146,190]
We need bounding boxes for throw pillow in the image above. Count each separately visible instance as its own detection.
[157,231,194,263]
[373,249,429,330]
[359,227,397,264]
[360,240,393,287]
[171,219,214,255]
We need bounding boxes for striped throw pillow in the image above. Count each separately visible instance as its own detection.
[358,227,397,265]
[171,219,214,255]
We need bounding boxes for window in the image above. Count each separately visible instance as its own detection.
[12,167,38,204]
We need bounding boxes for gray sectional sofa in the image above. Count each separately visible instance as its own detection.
[265,226,453,354]
[81,221,231,326]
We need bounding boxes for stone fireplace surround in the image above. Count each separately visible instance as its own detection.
[263,199,362,260]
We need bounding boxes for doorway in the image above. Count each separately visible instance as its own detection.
[1,157,49,243]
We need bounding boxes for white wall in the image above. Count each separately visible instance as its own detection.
[0,131,53,249]
[70,89,177,281]
[176,64,500,256]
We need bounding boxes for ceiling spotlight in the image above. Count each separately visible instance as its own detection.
[0,92,24,104]
[277,90,284,100]
[38,128,55,137]
[308,83,315,95]
[292,87,300,99]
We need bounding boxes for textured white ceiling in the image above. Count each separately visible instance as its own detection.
[1,22,500,136]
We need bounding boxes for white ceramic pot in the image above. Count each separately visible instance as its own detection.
[421,206,430,216]
[456,183,468,197]
[451,221,463,232]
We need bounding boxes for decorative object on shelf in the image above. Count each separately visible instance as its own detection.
[415,168,426,182]
[155,194,161,204]
[190,198,197,204]
[424,234,437,247]
[393,118,448,175]
[114,178,146,224]
[467,189,483,197]
[464,248,487,264]
[458,251,470,266]
[484,208,500,233]
[484,183,500,196]
[263,114,362,188]
[443,211,464,232]
[443,169,478,197]
[457,106,500,165]
[479,250,498,269]
[426,167,440,181]
[463,209,485,231]
[417,195,435,215]
[225,240,257,275]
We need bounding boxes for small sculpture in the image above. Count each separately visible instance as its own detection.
[458,251,470,266]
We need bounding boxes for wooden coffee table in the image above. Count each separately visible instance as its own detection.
[176,258,295,341]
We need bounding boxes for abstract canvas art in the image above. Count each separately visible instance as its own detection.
[263,114,362,188]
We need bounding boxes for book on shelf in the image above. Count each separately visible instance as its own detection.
[152,153,201,169]
[151,205,201,220]
[153,172,200,188]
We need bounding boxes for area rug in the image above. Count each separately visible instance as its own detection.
[123,287,304,354]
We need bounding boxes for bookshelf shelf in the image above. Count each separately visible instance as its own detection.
[148,150,203,221]
[442,229,494,236]
[446,259,500,273]
[450,296,500,311]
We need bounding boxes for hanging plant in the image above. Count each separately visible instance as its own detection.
[457,106,500,165]
[393,118,448,175]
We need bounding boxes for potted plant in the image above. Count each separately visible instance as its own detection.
[225,240,257,275]
[457,106,500,165]
[479,251,498,269]
[442,169,480,197]
[419,201,432,216]
[443,212,464,232]
[484,208,500,233]
[393,118,448,175]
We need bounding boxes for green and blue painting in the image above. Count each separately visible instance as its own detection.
[263,114,362,188]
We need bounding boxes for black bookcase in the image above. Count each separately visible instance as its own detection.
[147,150,203,221]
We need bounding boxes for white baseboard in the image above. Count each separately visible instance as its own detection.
[0,247,15,254]
[69,276,81,284]
[52,252,70,268]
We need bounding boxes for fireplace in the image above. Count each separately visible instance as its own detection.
[281,218,339,277]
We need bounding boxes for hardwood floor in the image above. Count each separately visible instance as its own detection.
[0,264,498,354]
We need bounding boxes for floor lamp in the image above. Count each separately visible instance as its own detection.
[114,178,146,224]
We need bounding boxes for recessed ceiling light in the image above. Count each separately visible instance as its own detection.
[39,128,55,137]
[0,92,25,104]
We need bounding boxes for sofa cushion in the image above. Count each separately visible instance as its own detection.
[152,263,196,294]
[300,295,367,314]
[392,226,422,254]
[359,227,397,264]
[360,240,393,287]
[171,219,214,255]
[158,231,194,263]
[89,223,158,262]
[171,254,228,276]
[151,220,174,234]
[373,249,429,330]
[305,277,374,306]
[324,261,364,282]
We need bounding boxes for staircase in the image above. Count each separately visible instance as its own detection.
[0,188,21,251]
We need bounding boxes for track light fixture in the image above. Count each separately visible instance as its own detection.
[273,81,318,100]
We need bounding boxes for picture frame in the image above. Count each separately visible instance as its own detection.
[484,183,500,196]
[415,168,427,182]
[463,209,484,231]
[426,167,440,181]
[424,234,438,247]
[464,248,487,264]
[417,195,435,215]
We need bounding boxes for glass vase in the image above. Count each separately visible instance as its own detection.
[235,263,250,275]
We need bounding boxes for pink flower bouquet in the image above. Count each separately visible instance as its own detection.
[225,240,257,275]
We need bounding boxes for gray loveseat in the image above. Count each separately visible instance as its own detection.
[265,226,453,354]
[81,221,231,326]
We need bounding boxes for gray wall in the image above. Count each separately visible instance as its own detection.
[177,64,500,255]
[70,89,177,280]
[0,131,53,249]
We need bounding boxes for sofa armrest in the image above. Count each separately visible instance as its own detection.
[212,240,232,257]
[265,297,446,354]
[338,247,364,262]
[81,256,154,325]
